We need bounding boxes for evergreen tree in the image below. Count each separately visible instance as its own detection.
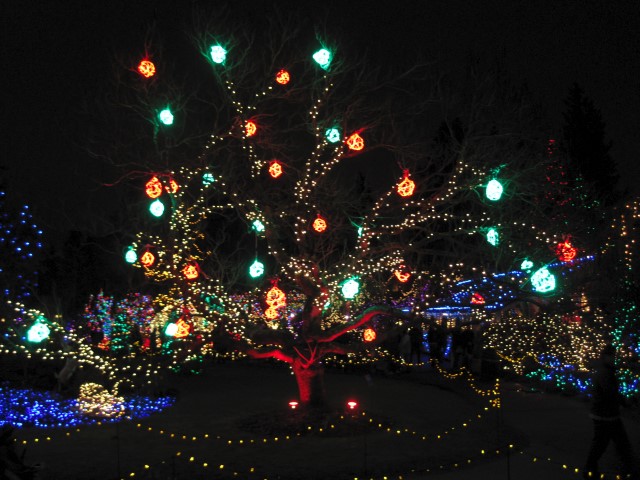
[561,83,619,205]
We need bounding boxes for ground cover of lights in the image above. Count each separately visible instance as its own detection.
[7,362,635,480]
[0,385,175,428]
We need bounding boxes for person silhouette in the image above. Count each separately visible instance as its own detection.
[583,344,639,479]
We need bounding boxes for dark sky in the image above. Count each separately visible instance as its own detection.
[3,1,640,247]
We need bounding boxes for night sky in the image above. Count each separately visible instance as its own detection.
[3,0,640,247]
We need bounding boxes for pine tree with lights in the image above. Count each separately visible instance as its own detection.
[103,20,582,407]
[0,176,45,310]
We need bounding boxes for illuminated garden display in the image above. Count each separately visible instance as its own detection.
[98,24,610,409]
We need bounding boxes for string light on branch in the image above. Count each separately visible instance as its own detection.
[531,266,556,293]
[245,121,257,137]
[149,199,165,217]
[312,48,332,70]
[145,176,163,199]
[341,277,360,300]
[210,45,227,64]
[140,251,155,268]
[363,328,376,342]
[275,69,290,85]
[555,237,577,263]
[269,160,283,178]
[325,127,341,143]
[346,132,364,151]
[183,263,199,280]
[137,59,156,78]
[313,215,327,233]
[158,108,174,126]
[485,179,504,201]
[397,170,415,197]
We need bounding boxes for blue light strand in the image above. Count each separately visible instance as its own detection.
[0,386,175,429]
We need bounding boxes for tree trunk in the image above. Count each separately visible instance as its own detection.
[292,358,326,408]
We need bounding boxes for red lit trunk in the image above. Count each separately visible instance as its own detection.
[292,358,326,408]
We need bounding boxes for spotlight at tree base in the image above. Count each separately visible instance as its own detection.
[27,318,50,343]
[202,172,215,185]
[158,108,174,126]
[397,170,415,197]
[325,127,341,143]
[341,277,360,300]
[470,292,485,305]
[249,259,265,278]
[145,176,163,199]
[288,401,299,409]
[245,121,257,137]
[252,219,265,233]
[346,132,364,151]
[269,160,283,178]
[346,400,358,410]
[531,266,556,293]
[555,238,577,262]
[312,215,327,233]
[275,69,290,85]
[137,59,156,78]
[486,228,499,246]
[149,199,165,217]
[124,247,137,264]
[363,328,376,342]
[210,45,227,64]
[312,48,332,70]
[183,263,199,280]
[485,179,504,201]
[140,251,155,268]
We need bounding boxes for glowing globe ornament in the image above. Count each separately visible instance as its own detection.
[531,266,556,293]
[158,108,174,126]
[137,59,156,78]
[165,322,178,337]
[363,328,376,342]
[325,127,341,143]
[252,219,265,233]
[210,45,227,64]
[486,228,499,246]
[346,132,364,151]
[520,259,534,271]
[269,160,283,178]
[275,69,290,85]
[397,170,415,197]
[27,318,50,343]
[145,176,163,199]
[140,251,155,268]
[202,173,215,185]
[245,121,257,137]
[485,179,504,201]
[149,199,165,217]
[312,48,332,70]
[124,247,137,264]
[249,259,265,278]
[341,277,360,300]
[313,215,327,233]
[183,264,199,280]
